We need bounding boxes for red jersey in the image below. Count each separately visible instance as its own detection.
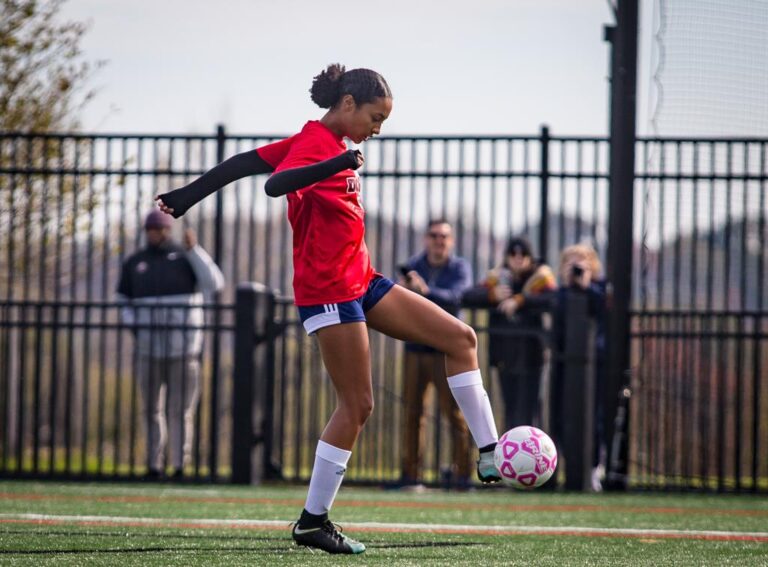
[256,121,375,306]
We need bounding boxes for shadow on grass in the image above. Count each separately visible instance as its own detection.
[0,528,276,542]
[367,541,486,549]
[0,547,290,555]
[0,528,488,554]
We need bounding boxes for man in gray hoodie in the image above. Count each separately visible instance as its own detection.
[117,209,224,479]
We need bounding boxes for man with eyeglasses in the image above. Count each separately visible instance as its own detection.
[397,218,473,490]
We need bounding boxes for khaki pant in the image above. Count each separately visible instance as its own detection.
[138,356,200,472]
[401,350,472,481]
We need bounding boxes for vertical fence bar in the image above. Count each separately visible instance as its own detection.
[18,138,33,473]
[734,142,747,491]
[38,138,51,473]
[206,125,227,479]
[539,126,550,264]
[671,142,683,485]
[489,141,499,265]
[558,139,566,253]
[471,141,481,271]
[79,138,94,475]
[575,141,583,240]
[753,143,766,491]
[687,142,700,486]
[116,137,132,476]
[53,139,66,474]
[97,139,111,475]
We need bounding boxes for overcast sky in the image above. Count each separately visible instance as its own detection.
[61,0,642,137]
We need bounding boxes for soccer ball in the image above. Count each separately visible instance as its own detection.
[494,426,557,489]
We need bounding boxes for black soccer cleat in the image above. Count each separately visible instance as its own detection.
[292,519,366,554]
[477,443,501,484]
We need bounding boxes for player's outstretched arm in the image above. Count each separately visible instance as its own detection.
[155,150,274,218]
[264,149,363,198]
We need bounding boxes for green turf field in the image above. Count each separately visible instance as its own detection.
[1,480,767,566]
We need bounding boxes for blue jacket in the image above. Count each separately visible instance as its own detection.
[401,251,472,352]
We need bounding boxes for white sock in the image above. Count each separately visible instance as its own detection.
[304,440,352,515]
[447,369,499,448]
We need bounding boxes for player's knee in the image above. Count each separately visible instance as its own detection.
[455,322,477,353]
[358,396,374,424]
[346,395,374,427]
[442,320,476,357]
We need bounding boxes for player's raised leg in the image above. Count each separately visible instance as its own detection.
[366,285,501,482]
[291,322,369,554]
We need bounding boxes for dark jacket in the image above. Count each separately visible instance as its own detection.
[463,263,555,369]
[116,241,224,358]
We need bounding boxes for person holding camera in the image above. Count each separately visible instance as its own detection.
[397,218,473,489]
[550,243,607,491]
[463,236,557,430]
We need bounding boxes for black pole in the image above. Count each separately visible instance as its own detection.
[232,285,256,484]
[232,283,275,484]
[603,0,638,490]
[560,290,596,491]
[539,125,550,264]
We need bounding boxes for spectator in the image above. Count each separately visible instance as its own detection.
[398,219,473,489]
[550,243,607,491]
[116,210,224,480]
[463,236,556,429]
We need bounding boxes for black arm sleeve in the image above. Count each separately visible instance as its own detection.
[157,150,274,218]
[264,150,361,198]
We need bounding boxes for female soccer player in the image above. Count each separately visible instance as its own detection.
[156,64,500,555]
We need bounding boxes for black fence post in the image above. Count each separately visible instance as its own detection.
[560,289,595,491]
[232,283,275,485]
[539,125,550,265]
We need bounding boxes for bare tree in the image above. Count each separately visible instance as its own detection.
[1,0,105,299]
[1,0,101,132]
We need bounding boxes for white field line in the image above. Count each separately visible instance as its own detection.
[1,513,768,541]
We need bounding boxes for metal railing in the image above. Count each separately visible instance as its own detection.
[1,127,766,491]
[0,300,234,480]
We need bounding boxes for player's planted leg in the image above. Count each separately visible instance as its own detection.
[291,323,371,554]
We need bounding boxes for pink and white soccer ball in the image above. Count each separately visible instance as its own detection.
[494,426,557,489]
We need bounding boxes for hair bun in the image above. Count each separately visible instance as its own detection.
[310,63,346,108]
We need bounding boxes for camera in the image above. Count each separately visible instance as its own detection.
[572,265,584,278]
[398,265,411,278]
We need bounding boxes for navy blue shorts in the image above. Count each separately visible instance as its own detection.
[297,276,395,335]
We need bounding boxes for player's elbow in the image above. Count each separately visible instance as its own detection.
[263,177,282,198]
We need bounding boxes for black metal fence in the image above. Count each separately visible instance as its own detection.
[0,300,235,480]
[0,127,766,491]
[232,286,598,491]
[628,139,767,491]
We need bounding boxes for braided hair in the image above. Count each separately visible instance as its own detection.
[310,63,392,109]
